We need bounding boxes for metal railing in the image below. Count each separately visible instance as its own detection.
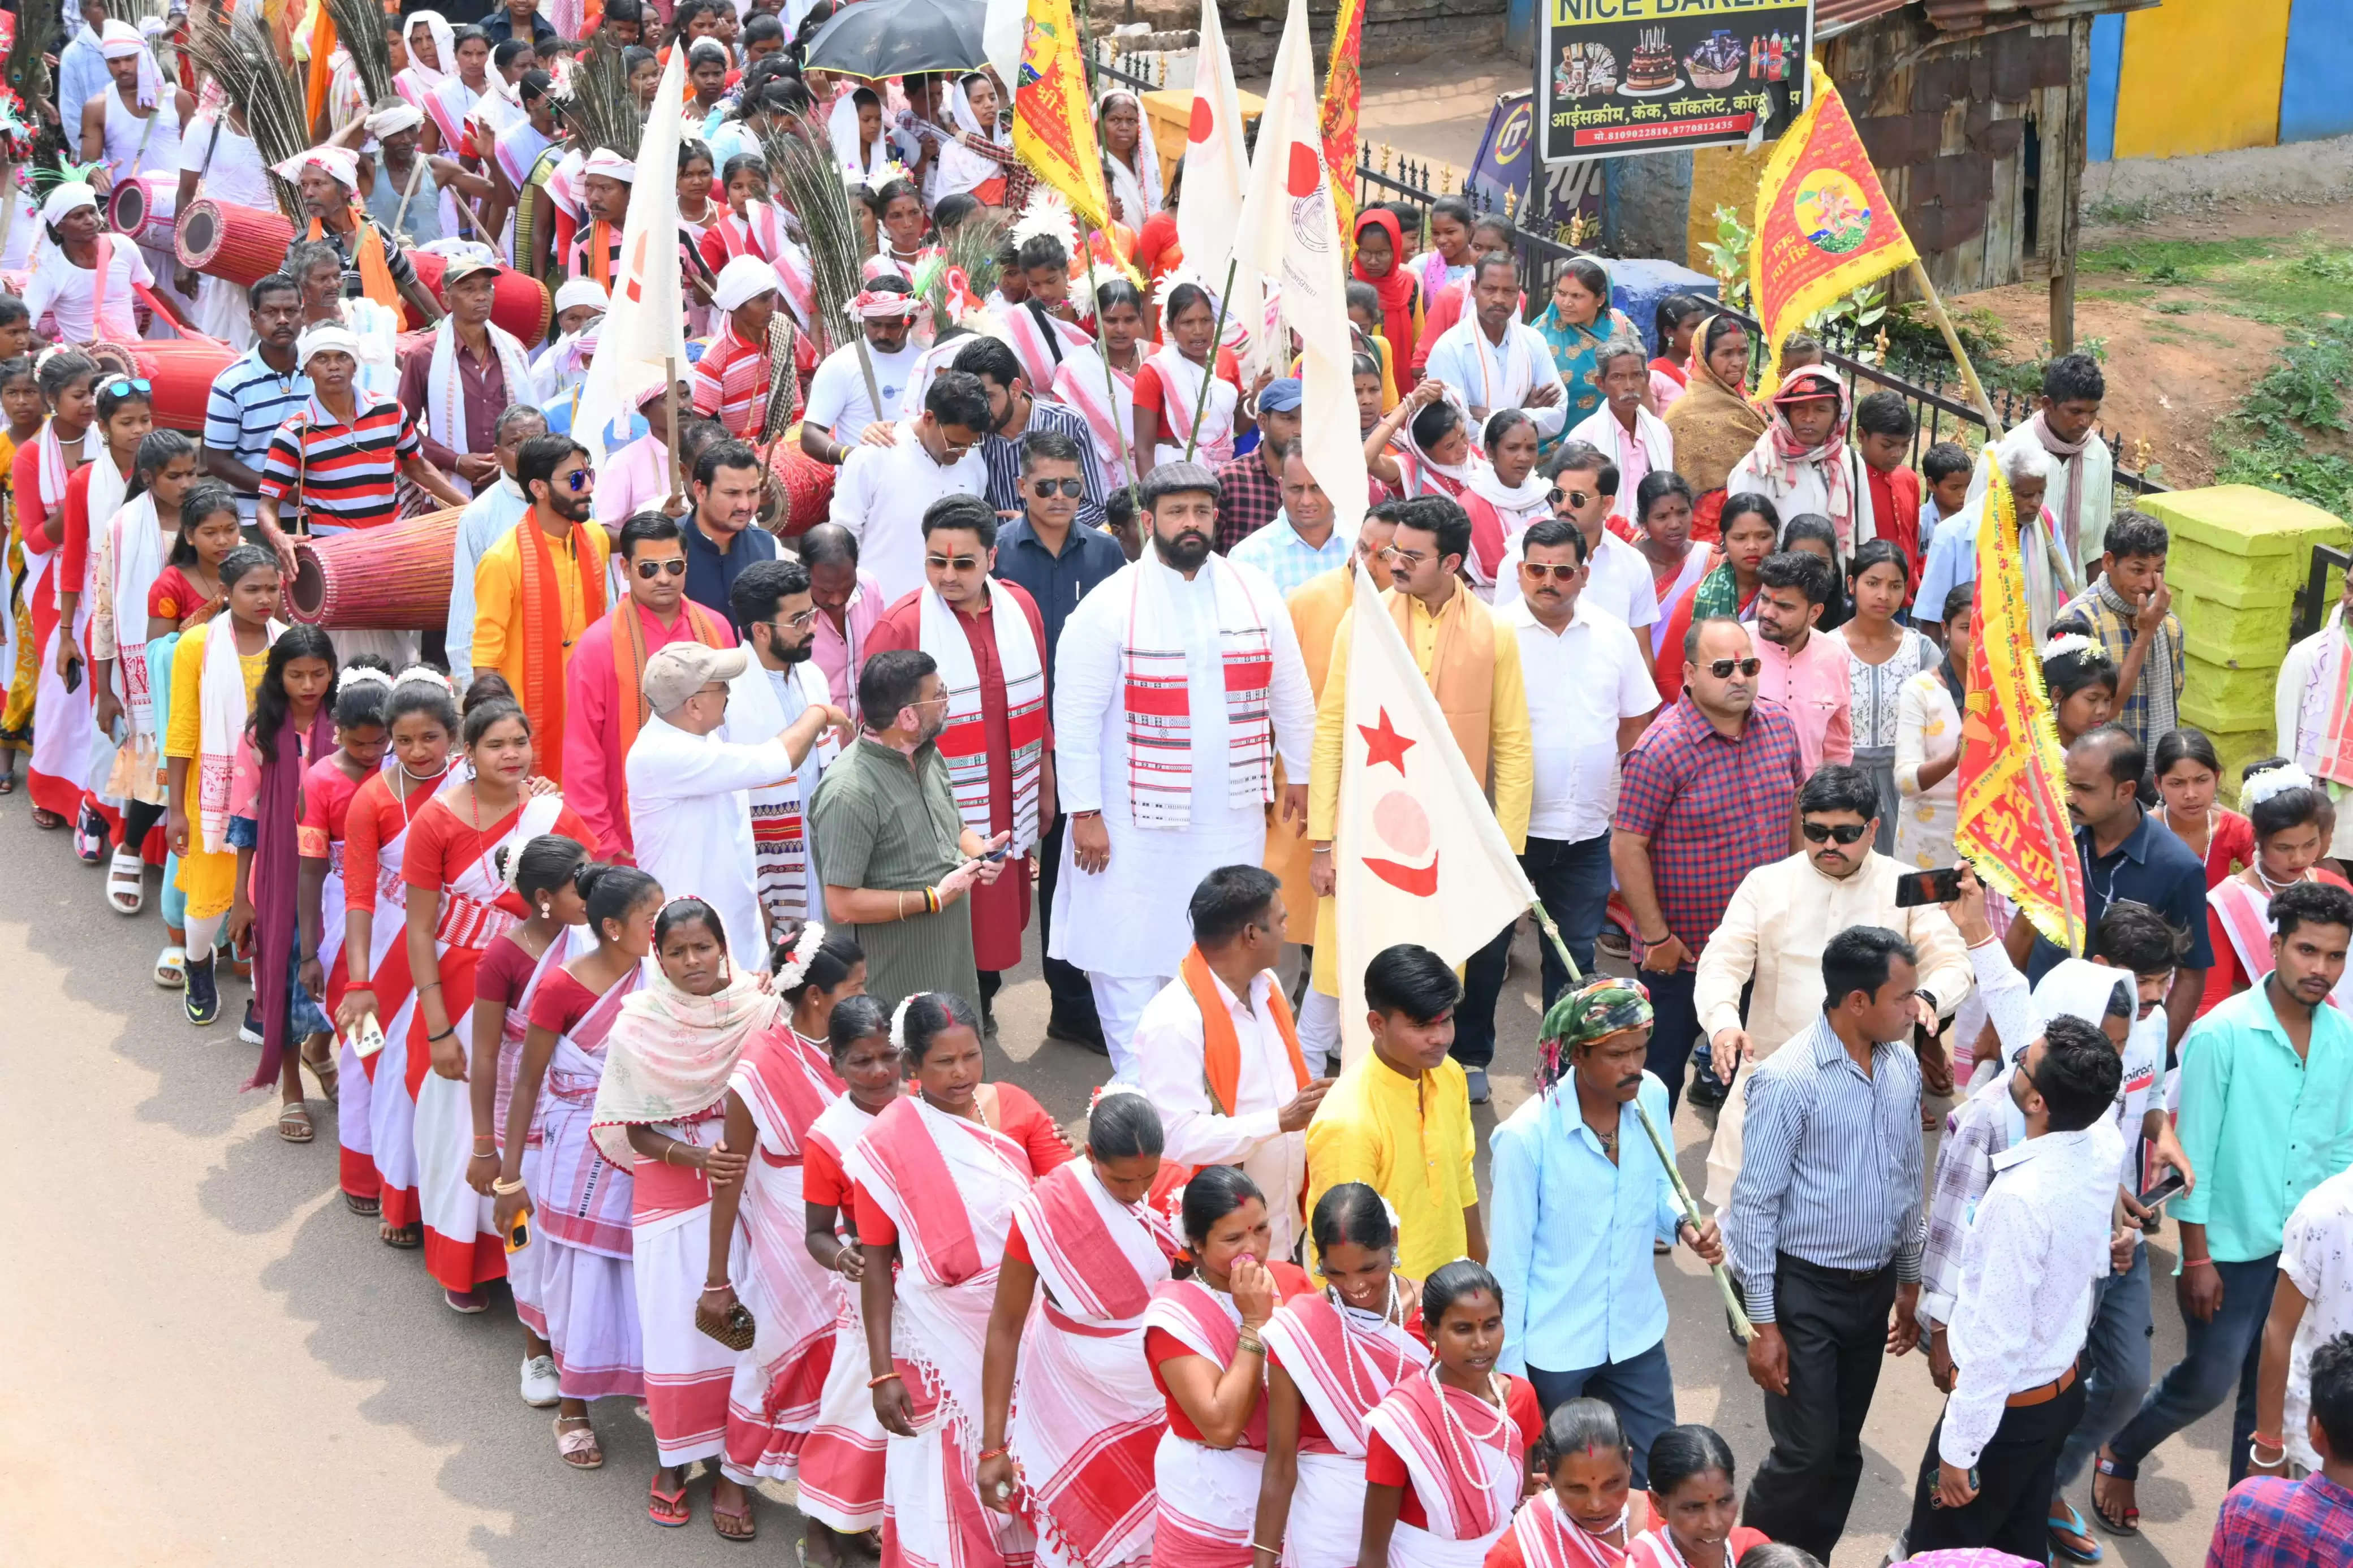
[2294,543,2350,645]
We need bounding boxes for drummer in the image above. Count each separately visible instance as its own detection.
[273,144,445,327]
[83,19,196,315]
[21,181,193,343]
[251,323,469,578]
[565,149,632,289]
[350,102,492,250]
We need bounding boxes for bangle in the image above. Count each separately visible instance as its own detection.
[473,1134,497,1147]
[702,1280,731,1294]
[490,1175,527,1195]
[661,1143,674,1165]
[2250,1437,2287,1466]
[867,1371,903,1388]
[427,1026,456,1043]
[1236,1329,1264,1357]
[977,1445,1010,1462]
[417,981,441,994]
[926,885,941,914]
[2185,1256,2216,1271]
[1639,930,1670,946]
[1253,1544,1283,1560]
[834,1241,853,1269]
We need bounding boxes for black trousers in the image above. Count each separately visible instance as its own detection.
[1905,1373,2088,1561]
[1740,1254,1900,1563]
[1034,814,1101,1039]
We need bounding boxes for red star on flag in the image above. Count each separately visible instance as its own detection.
[1358,707,1416,775]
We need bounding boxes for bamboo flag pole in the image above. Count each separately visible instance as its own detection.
[1077,217,1142,516]
[664,355,683,507]
[1907,259,2004,440]
[1522,901,1756,1344]
[1182,256,1240,462]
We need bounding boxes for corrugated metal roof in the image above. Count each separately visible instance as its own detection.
[1821,0,2156,39]
[1816,0,1911,29]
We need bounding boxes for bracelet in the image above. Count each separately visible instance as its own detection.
[417,981,442,994]
[1235,1329,1264,1357]
[977,1445,1010,1462]
[1639,930,1670,946]
[2184,1256,2216,1271]
[702,1280,732,1295]
[491,1175,527,1195]
[427,1026,456,1043]
[2252,1429,2285,1450]
[346,980,375,990]
[925,885,941,914]
[661,1143,675,1165]
[2249,1437,2287,1466]
[1253,1544,1283,1559]
[473,1134,498,1148]
[867,1371,903,1388]
[834,1241,854,1269]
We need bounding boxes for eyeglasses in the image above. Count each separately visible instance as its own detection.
[1519,561,1582,582]
[562,468,594,493]
[1029,478,1084,499]
[1546,487,1592,510]
[1379,545,1430,568]
[777,607,819,630]
[1703,656,1762,679]
[101,377,152,399]
[1800,820,1871,845]
[924,554,983,572]
[634,558,688,579]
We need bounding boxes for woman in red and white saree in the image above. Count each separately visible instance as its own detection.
[1256,1185,1430,1568]
[851,990,1072,1568]
[498,860,660,1470]
[797,995,903,1560]
[707,926,868,1487]
[336,669,466,1240]
[1484,1401,1648,1568]
[401,697,595,1310]
[591,897,780,1539]
[1052,280,1147,492]
[2201,764,2352,1015]
[1619,1427,1764,1568]
[1145,1167,1316,1568]
[976,1089,1183,1568]
[1359,1263,1543,1568]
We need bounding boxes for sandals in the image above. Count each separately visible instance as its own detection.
[300,1039,339,1100]
[154,944,187,988]
[105,846,144,914]
[29,806,63,830]
[0,770,16,794]
[649,1475,691,1528]
[712,1492,756,1543]
[278,1103,315,1143]
[554,1415,604,1470]
[379,1220,423,1249]
[2049,1501,2103,1563]
[2092,1454,2140,1535]
[343,1191,381,1217]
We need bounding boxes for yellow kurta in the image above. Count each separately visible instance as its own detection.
[469,521,611,785]
[1304,1048,1477,1280]
[1266,565,1356,943]
[165,619,269,919]
[1305,584,1532,995]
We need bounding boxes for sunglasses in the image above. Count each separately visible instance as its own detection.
[562,468,593,493]
[1703,656,1762,679]
[101,377,152,399]
[634,558,688,579]
[777,606,819,630]
[1546,487,1592,511]
[1519,561,1582,582]
[1801,820,1871,845]
[1378,545,1431,567]
[925,554,984,572]
[1029,478,1084,499]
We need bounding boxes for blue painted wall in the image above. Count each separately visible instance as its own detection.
[2281,0,2353,145]
[2087,14,2123,165]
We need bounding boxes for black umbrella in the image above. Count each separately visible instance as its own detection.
[800,0,989,79]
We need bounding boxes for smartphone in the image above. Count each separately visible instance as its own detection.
[61,654,81,696]
[348,1010,386,1060]
[1895,867,1963,908]
[983,843,1011,862]
[2136,1169,2186,1211]
[505,1206,533,1254]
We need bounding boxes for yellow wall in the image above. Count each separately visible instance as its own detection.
[2112,0,2289,159]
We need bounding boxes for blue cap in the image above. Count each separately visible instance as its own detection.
[1259,378,1304,413]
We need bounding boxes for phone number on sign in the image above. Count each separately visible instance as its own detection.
[1558,112,1756,146]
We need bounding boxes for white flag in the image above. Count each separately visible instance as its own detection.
[1235,0,1367,537]
[1175,0,1260,358]
[1333,567,1536,1066]
[572,47,692,472]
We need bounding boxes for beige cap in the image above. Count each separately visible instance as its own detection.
[441,252,501,286]
[642,642,748,714]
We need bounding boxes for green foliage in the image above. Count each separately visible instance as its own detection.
[2084,196,2154,226]
[1700,204,1752,309]
[2214,318,2353,521]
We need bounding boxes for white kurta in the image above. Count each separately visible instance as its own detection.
[624,712,797,973]
[1048,556,1316,980]
[720,653,838,921]
[1969,422,2116,568]
[1423,317,1570,439]
[827,422,988,606]
[1568,404,1675,526]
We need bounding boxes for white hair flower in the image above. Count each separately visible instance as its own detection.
[775,921,828,991]
[2246,762,2318,808]
[889,994,921,1052]
[2040,632,2098,663]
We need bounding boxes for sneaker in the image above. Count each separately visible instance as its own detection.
[74,804,107,864]
[239,999,265,1046]
[185,956,221,1026]
[520,1354,562,1407]
[444,1288,489,1314]
[1464,1067,1490,1105]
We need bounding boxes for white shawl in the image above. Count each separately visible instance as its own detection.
[929,77,1001,202]
[106,491,167,739]
[1147,343,1236,466]
[197,615,280,853]
[1098,90,1163,226]
[425,316,533,469]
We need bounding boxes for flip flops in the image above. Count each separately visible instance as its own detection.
[649,1476,690,1528]
[2049,1501,2103,1562]
[154,944,187,988]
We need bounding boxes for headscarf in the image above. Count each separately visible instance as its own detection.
[1664,314,1769,493]
[41,183,100,227]
[1398,379,1481,500]
[1351,208,1418,381]
[365,102,424,140]
[589,960,785,1165]
[713,253,779,313]
[404,12,456,92]
[554,277,609,316]
[273,144,361,192]
[1535,977,1652,1095]
[830,90,893,185]
[100,20,163,110]
[1097,88,1163,226]
[296,323,363,367]
[1742,364,1854,543]
[582,147,636,183]
[929,72,1001,201]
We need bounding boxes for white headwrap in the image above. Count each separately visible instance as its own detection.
[1097,89,1164,225]
[298,323,364,368]
[554,277,610,315]
[829,91,892,186]
[99,20,162,111]
[273,145,363,192]
[713,254,781,313]
[582,147,636,184]
[928,73,1001,202]
[365,102,425,140]
[404,11,456,90]
[41,183,100,227]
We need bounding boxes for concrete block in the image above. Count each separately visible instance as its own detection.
[2143,485,2351,560]
[2183,651,2283,720]
[2176,590,2300,668]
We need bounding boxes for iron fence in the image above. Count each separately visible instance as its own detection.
[2294,543,2350,645]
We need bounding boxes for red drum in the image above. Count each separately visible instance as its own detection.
[85,338,239,433]
[107,175,178,247]
[406,250,554,343]
[175,197,298,288]
[762,437,835,538]
[286,508,462,630]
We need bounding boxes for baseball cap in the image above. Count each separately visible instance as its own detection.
[643,643,749,714]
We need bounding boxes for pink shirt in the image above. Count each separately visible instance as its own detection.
[592,434,677,527]
[810,569,884,716]
[560,600,740,861]
[1752,628,1854,777]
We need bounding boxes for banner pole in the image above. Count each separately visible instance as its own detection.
[1182,256,1240,461]
[1907,258,2004,439]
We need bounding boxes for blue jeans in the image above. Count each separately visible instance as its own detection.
[2108,1251,2281,1487]
[2053,1243,2153,1490]
[1643,965,1703,1116]
[1456,833,1613,1070]
[1525,1339,1678,1489]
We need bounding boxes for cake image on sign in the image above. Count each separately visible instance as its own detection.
[1618,27,1680,95]
[1795,169,1874,255]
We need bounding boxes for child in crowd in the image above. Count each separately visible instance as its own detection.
[1850,391,1923,575]
[2058,511,2182,751]
[1917,440,1974,552]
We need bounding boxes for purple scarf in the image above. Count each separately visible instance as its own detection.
[244,705,333,1091]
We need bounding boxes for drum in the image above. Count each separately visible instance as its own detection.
[406,250,554,343]
[107,175,178,247]
[84,339,240,434]
[761,434,835,538]
[286,508,462,630]
[175,198,298,289]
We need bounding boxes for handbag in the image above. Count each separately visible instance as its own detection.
[695,1294,756,1352]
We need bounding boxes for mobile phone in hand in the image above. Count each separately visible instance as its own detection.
[2136,1169,2186,1211]
[983,843,1011,862]
[1895,867,1963,908]
[62,654,81,696]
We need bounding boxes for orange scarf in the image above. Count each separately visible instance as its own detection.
[1180,945,1308,1117]
[307,210,400,315]
[607,597,727,759]
[518,517,607,783]
[577,221,615,289]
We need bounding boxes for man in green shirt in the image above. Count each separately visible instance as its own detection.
[2097,879,2353,1514]
[808,648,1010,1008]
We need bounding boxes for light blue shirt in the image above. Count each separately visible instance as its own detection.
[1913,497,1982,620]
[1226,510,1351,599]
[57,32,111,154]
[1487,1071,1683,1376]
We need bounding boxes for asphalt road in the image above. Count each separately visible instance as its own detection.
[0,800,2231,1566]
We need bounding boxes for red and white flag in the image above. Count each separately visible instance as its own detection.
[1236,0,1367,535]
[1175,0,1260,358]
[572,47,691,469]
[1334,565,1535,1065]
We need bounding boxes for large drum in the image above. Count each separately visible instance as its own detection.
[286,508,462,630]
[407,250,553,343]
[85,338,239,434]
[107,175,178,248]
[175,197,298,289]
[761,434,835,538]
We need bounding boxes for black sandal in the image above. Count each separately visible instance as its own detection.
[2091,1454,2140,1535]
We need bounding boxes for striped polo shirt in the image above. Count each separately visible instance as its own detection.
[256,391,423,535]
[201,346,312,519]
[690,327,779,439]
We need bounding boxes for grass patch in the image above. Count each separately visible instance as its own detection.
[2085,196,2156,226]
[2077,233,2353,325]
[2214,317,2353,519]
[2152,299,2194,315]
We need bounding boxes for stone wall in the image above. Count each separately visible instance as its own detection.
[1108,0,1507,74]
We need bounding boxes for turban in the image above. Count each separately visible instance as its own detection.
[713,255,781,313]
[365,102,425,140]
[297,323,363,368]
[100,19,163,109]
[40,183,99,227]
[273,145,362,193]
[554,278,610,314]
[582,148,636,184]
[1535,977,1653,1094]
[843,288,920,322]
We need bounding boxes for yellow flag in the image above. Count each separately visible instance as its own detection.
[1012,0,1115,236]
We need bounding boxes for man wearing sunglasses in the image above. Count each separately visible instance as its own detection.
[952,336,1107,531]
[1491,441,1656,675]
[828,369,992,604]
[467,433,610,785]
[1692,762,1970,1208]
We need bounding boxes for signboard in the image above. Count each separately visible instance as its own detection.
[1538,0,1814,161]
[1467,89,1602,240]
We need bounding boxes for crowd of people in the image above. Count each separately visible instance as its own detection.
[2,3,2351,1566]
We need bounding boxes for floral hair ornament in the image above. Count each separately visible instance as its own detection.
[334,666,393,699]
[390,664,455,693]
[2244,761,2318,809]
[775,920,828,990]
[1533,977,1653,1096]
[2040,632,2099,663]
[889,993,924,1051]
